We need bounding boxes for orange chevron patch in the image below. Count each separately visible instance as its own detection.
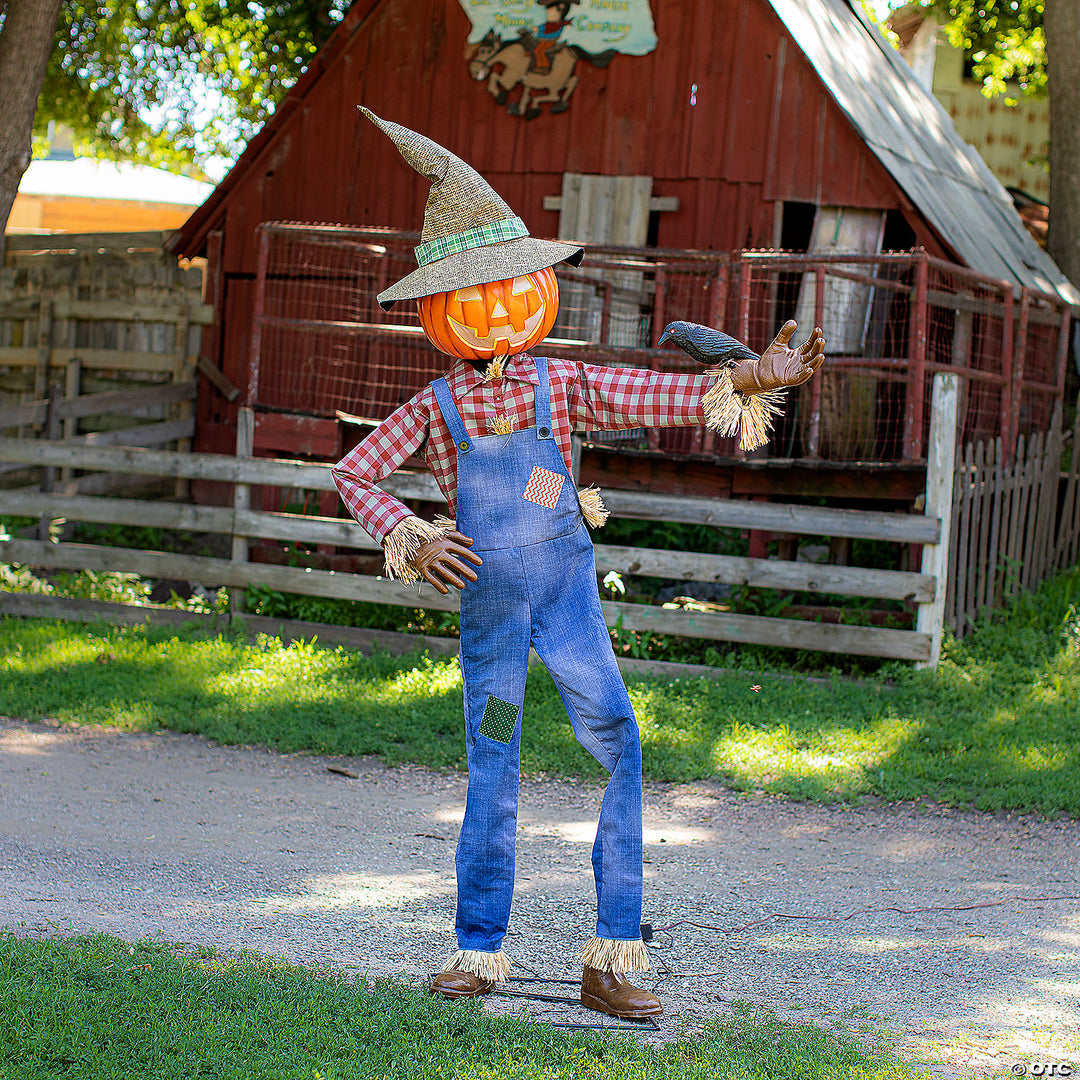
[522,466,564,509]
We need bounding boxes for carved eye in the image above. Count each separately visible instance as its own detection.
[417,267,561,362]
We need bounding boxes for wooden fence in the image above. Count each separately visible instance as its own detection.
[0,422,943,666]
[0,232,214,495]
[947,398,1080,637]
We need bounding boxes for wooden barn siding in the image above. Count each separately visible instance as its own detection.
[194,0,951,453]
[210,0,936,278]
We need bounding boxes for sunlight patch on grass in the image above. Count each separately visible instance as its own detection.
[370,656,463,705]
[708,714,916,797]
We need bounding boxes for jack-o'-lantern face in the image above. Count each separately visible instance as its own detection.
[417,267,559,363]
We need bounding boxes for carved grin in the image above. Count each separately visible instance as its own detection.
[447,304,547,351]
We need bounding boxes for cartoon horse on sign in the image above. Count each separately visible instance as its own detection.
[468,30,612,119]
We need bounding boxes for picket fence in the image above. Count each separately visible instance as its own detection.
[947,401,1080,637]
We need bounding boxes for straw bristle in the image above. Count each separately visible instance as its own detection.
[701,370,786,452]
[483,357,505,381]
[582,936,651,974]
[382,515,450,584]
[442,949,510,982]
[489,413,514,435]
[577,485,609,529]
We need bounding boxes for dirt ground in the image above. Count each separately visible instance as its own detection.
[1,716,1077,1078]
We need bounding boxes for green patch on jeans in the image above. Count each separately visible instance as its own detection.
[479,696,518,744]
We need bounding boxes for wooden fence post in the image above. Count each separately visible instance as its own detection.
[916,372,959,669]
[231,406,255,620]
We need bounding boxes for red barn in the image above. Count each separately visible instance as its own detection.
[171,0,1076,509]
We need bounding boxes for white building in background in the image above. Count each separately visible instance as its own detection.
[890,3,1049,204]
[8,130,214,235]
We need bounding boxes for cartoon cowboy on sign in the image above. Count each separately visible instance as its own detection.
[333,109,824,1018]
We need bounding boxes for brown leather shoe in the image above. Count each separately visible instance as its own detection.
[430,970,494,999]
[580,965,663,1019]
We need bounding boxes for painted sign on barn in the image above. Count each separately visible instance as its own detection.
[460,0,657,119]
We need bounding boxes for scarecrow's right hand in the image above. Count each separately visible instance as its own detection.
[413,530,483,594]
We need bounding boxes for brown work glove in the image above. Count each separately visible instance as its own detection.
[413,530,483,594]
[729,320,825,395]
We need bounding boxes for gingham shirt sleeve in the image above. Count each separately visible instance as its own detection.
[331,397,430,544]
[567,363,712,430]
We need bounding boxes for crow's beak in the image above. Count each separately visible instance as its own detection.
[657,329,672,347]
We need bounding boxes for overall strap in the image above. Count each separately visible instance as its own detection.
[533,355,554,440]
[432,377,473,453]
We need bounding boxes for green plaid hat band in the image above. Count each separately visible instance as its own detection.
[415,217,529,268]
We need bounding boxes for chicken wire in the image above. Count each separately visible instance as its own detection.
[247,224,1071,464]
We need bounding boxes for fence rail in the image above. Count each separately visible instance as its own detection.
[0,432,940,664]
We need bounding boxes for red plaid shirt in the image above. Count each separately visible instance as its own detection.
[332,353,713,543]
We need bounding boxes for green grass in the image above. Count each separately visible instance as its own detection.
[1,566,1078,816]
[0,932,918,1080]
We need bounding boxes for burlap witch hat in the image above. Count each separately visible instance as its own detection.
[360,107,583,310]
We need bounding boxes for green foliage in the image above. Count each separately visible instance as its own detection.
[922,0,1046,99]
[37,1,350,170]
[1,565,1078,814]
[0,931,919,1079]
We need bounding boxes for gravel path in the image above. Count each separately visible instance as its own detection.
[2,717,1077,1077]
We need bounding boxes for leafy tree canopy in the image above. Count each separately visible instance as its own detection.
[36,1,349,176]
[921,0,1045,99]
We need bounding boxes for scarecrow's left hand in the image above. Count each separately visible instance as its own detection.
[413,530,483,594]
[729,321,825,395]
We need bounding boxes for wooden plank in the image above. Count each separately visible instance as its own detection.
[4,230,173,253]
[197,355,241,402]
[0,298,213,326]
[0,488,933,599]
[0,399,48,428]
[0,593,459,659]
[944,452,961,635]
[0,539,931,661]
[0,437,341,489]
[916,373,959,667]
[0,347,38,366]
[600,597,930,659]
[1000,434,1021,601]
[34,299,53,399]
[231,406,255,616]
[983,438,1002,614]
[1032,412,1060,584]
[1008,434,1030,598]
[0,346,182,372]
[963,441,979,633]
[71,418,195,449]
[1019,430,1042,592]
[1060,406,1080,568]
[543,195,680,213]
[1,381,195,429]
[0,438,941,541]
[601,489,941,542]
[593,543,934,601]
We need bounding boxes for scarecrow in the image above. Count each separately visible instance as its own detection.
[333,109,824,1019]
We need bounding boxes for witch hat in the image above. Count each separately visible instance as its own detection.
[360,108,583,310]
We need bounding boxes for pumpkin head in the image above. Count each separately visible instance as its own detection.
[417,267,559,363]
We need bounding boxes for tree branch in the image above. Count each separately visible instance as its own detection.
[0,0,63,259]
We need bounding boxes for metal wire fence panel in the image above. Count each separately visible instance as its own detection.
[247,226,1072,465]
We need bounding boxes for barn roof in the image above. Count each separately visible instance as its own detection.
[768,0,1079,304]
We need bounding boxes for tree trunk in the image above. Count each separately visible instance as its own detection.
[1046,0,1080,291]
[0,0,63,261]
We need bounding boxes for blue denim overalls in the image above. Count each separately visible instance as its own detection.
[431,356,643,959]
